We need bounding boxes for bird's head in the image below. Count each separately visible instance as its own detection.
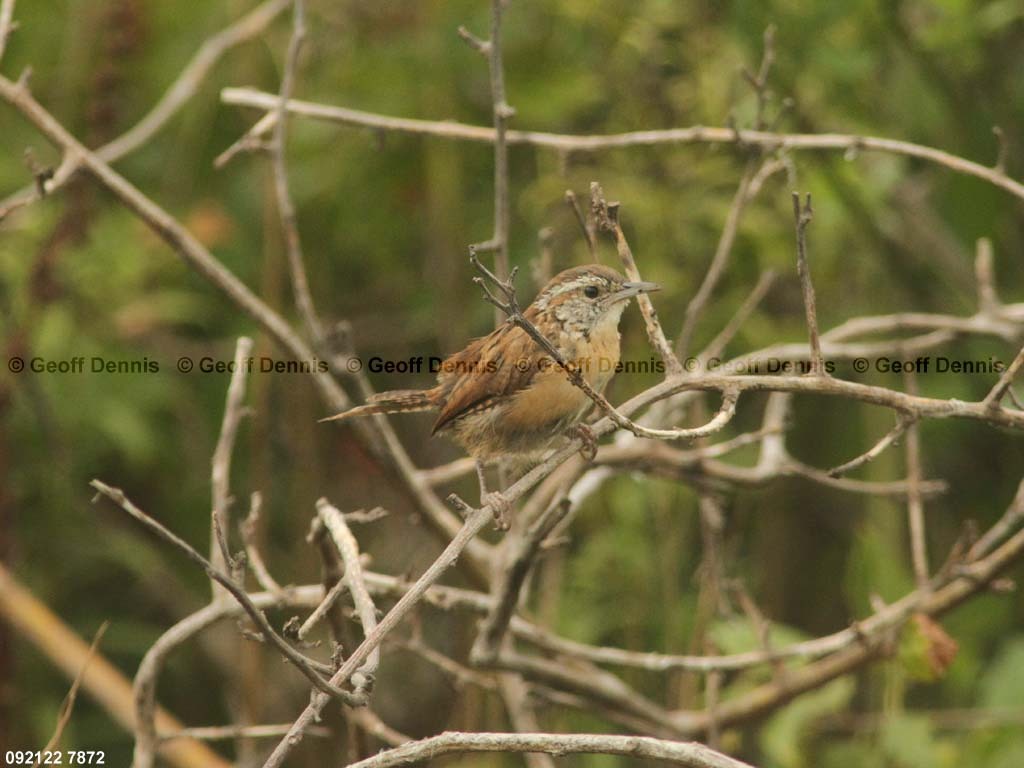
[530,264,660,336]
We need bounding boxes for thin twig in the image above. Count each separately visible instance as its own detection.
[220,87,1024,203]
[591,184,684,376]
[497,676,558,768]
[215,109,276,168]
[678,162,758,360]
[463,0,513,291]
[903,369,929,591]
[0,0,15,65]
[90,481,364,705]
[968,478,1024,560]
[261,504,497,767]
[565,189,596,259]
[791,192,826,375]
[983,344,1024,409]
[741,25,777,131]
[316,498,380,693]
[472,252,738,440]
[486,0,512,282]
[698,269,777,364]
[827,414,914,478]
[296,575,346,641]
[210,336,253,599]
[271,0,323,342]
[398,635,498,692]
[159,723,331,742]
[0,70,491,583]
[240,492,287,597]
[36,621,110,761]
[471,497,573,665]
[992,125,1008,173]
[341,731,756,768]
[1,0,292,219]
[974,238,1001,314]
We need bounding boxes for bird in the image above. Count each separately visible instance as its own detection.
[322,263,660,527]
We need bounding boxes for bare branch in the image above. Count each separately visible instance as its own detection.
[210,336,253,599]
[261,505,497,767]
[791,192,826,376]
[0,562,232,768]
[975,237,1001,314]
[159,723,330,742]
[592,184,683,376]
[992,125,1008,173]
[698,269,777,364]
[463,0,513,291]
[565,189,597,259]
[903,371,929,590]
[456,24,491,56]
[0,70,492,584]
[499,677,558,768]
[983,344,1024,409]
[36,622,109,761]
[240,492,287,597]
[89,481,365,705]
[471,497,573,665]
[677,166,758,361]
[0,0,15,65]
[1,0,292,219]
[828,414,914,478]
[271,0,324,341]
[968,478,1024,560]
[220,87,1024,203]
[342,732,756,768]
[316,498,380,693]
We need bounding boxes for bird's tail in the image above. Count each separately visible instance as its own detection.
[320,390,436,423]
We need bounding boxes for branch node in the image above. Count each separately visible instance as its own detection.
[457,25,491,56]
[992,125,1008,173]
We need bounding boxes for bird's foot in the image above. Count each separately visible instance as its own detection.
[482,492,513,531]
[567,423,598,462]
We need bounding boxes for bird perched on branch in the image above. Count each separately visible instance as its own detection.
[323,263,659,527]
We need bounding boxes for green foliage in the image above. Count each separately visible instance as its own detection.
[979,636,1024,708]
[760,677,855,768]
[2,0,1024,765]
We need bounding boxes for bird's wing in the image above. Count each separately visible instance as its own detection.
[431,320,548,434]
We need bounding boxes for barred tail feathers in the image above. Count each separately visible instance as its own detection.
[319,389,435,423]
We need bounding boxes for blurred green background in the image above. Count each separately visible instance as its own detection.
[2,0,1024,766]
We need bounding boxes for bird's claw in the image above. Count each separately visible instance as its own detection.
[483,491,513,530]
[568,423,598,462]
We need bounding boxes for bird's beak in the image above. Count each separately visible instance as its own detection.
[612,280,661,302]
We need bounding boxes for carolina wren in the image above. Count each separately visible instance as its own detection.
[324,263,659,525]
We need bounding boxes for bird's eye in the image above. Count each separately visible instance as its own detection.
[583,285,600,299]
